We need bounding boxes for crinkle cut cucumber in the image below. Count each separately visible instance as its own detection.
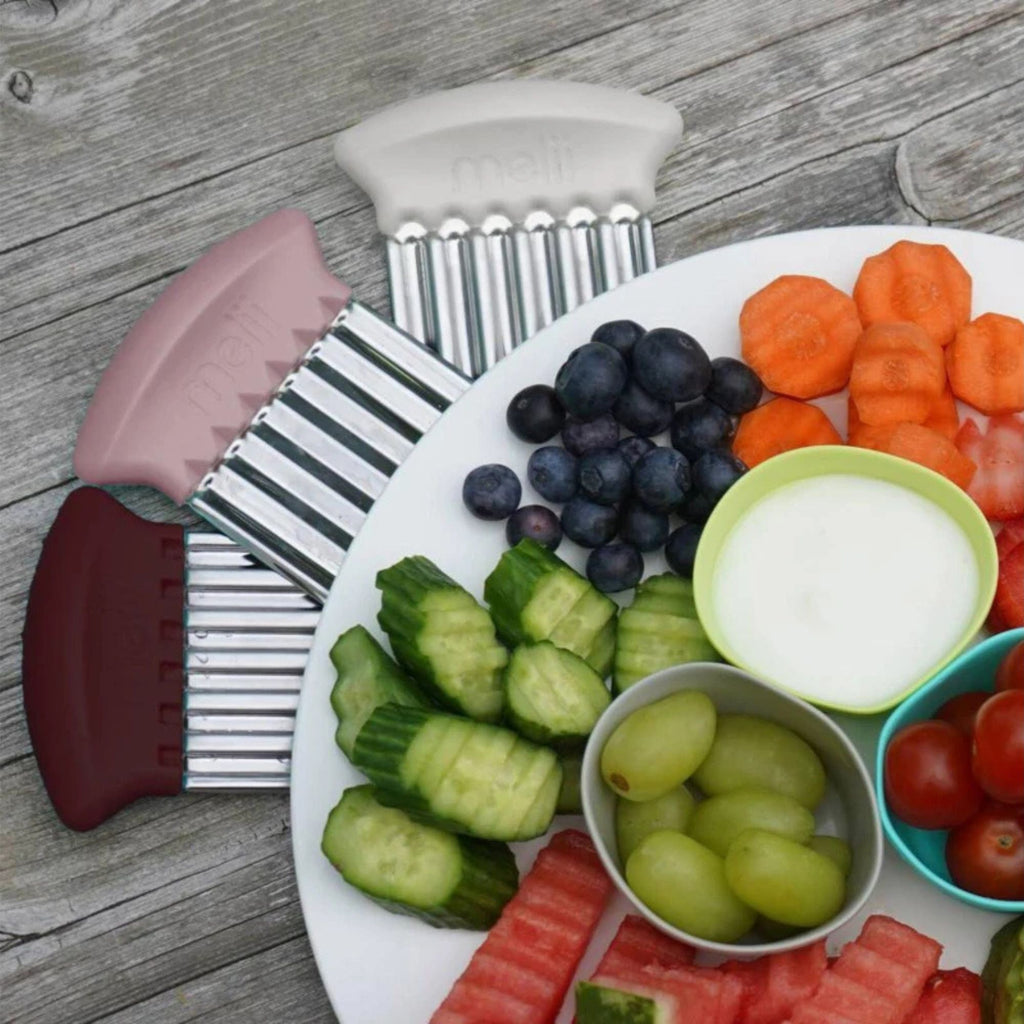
[352,704,562,841]
[329,625,429,758]
[613,573,719,694]
[484,539,617,677]
[376,556,508,723]
[321,785,518,930]
[504,641,610,749]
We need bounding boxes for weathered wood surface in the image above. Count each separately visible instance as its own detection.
[1,0,1022,1020]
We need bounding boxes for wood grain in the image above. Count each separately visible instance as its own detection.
[2,0,1022,1020]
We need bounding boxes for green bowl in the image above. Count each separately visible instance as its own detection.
[876,628,1024,913]
[692,446,998,715]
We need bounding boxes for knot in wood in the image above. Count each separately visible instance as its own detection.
[8,70,34,103]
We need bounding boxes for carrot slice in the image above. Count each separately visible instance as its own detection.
[868,422,977,490]
[922,384,960,440]
[853,240,971,347]
[740,275,862,399]
[849,322,945,426]
[946,312,1024,415]
[732,397,842,468]
[846,395,893,449]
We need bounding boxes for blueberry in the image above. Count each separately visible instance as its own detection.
[706,357,764,415]
[612,380,674,437]
[670,398,736,460]
[506,505,562,551]
[693,450,747,504]
[562,413,619,456]
[632,328,712,402]
[506,384,565,442]
[591,320,646,363]
[527,446,579,503]
[462,464,521,520]
[617,435,657,468]
[678,488,715,524]
[665,523,703,578]
[578,448,632,506]
[619,502,670,552]
[561,497,620,548]
[586,543,644,593]
[555,343,629,420]
[632,447,691,512]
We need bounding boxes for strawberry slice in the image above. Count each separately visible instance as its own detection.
[955,414,1024,521]
[993,541,1024,630]
[996,518,1024,556]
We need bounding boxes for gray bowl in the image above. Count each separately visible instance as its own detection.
[581,661,883,956]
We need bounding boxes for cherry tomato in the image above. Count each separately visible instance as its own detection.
[934,691,989,738]
[945,801,1024,900]
[972,690,1024,804]
[994,641,1024,692]
[884,721,984,830]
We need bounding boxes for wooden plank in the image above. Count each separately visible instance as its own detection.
[656,140,927,263]
[0,0,880,341]
[0,813,333,1024]
[896,79,1024,224]
[0,0,676,252]
[93,937,335,1024]
[648,5,1024,222]
[0,753,295,936]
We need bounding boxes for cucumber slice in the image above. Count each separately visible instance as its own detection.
[505,642,610,748]
[352,704,562,841]
[613,573,719,694]
[485,539,617,675]
[328,626,429,758]
[377,556,508,722]
[321,785,518,930]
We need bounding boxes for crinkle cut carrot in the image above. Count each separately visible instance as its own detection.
[868,422,977,490]
[732,397,842,468]
[740,275,863,399]
[849,322,945,427]
[853,240,971,347]
[946,312,1024,415]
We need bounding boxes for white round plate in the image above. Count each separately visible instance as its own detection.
[292,225,1024,1023]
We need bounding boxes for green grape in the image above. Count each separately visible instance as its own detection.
[556,754,583,814]
[724,829,845,928]
[692,715,826,809]
[808,835,852,877]
[687,788,814,858]
[615,787,695,863]
[601,690,716,802]
[625,830,756,942]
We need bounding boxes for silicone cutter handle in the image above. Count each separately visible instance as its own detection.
[334,80,682,234]
[23,487,186,830]
[74,210,352,504]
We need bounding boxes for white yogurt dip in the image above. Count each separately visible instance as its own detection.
[711,474,979,708]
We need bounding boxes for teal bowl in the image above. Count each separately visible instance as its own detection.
[876,628,1024,913]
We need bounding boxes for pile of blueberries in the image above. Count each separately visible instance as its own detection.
[462,321,763,592]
